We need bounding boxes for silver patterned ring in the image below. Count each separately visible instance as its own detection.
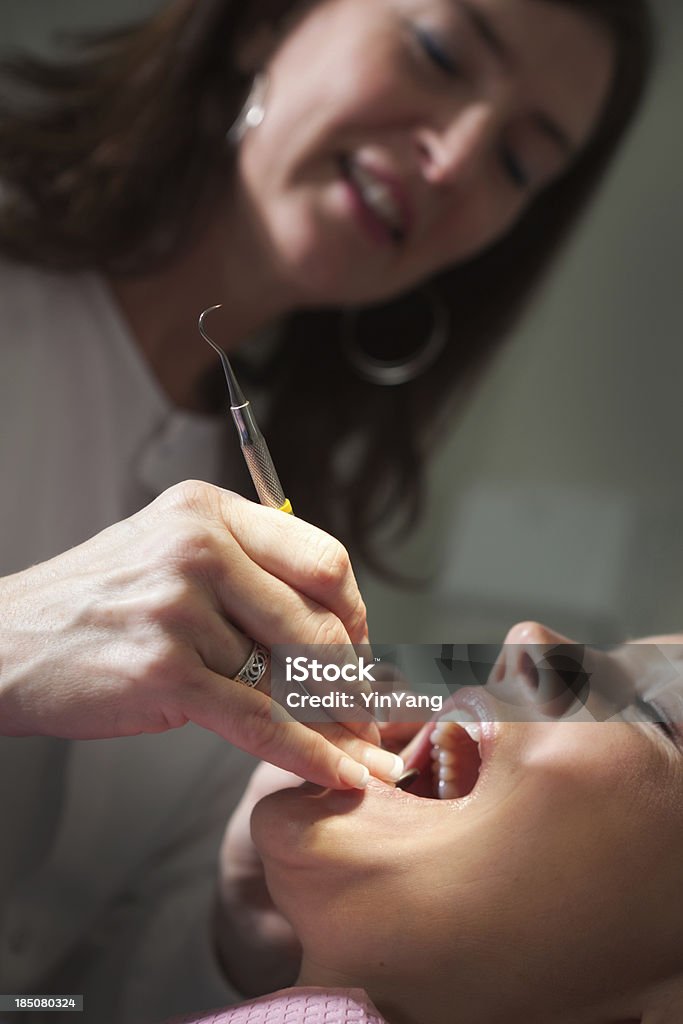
[234,641,270,688]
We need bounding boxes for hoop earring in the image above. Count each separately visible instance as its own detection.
[341,286,449,386]
[226,73,269,146]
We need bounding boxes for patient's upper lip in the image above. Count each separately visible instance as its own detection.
[445,688,494,724]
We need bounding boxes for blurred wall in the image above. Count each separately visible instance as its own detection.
[2,1,680,644]
[0,1,159,49]
[364,0,683,643]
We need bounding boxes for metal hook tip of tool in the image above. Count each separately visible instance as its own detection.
[395,768,420,791]
[198,304,246,408]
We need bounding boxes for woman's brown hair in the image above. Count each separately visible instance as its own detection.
[0,0,654,571]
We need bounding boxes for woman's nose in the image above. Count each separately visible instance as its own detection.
[490,622,591,719]
[416,101,498,186]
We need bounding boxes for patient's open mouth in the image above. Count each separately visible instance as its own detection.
[431,716,482,799]
[399,711,483,800]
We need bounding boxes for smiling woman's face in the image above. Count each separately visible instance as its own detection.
[232,0,615,307]
[252,624,683,1023]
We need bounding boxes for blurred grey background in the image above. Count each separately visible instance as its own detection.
[2,0,681,645]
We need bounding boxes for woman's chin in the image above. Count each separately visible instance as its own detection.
[250,774,454,881]
[251,781,365,864]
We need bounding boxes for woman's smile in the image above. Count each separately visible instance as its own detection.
[233,0,615,307]
[338,154,412,248]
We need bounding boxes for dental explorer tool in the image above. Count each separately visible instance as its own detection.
[395,768,420,791]
[198,305,293,514]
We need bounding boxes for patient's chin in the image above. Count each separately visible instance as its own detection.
[251,782,358,866]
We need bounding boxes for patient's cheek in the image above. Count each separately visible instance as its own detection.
[515,724,675,870]
[524,721,645,783]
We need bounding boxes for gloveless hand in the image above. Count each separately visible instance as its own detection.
[0,480,403,789]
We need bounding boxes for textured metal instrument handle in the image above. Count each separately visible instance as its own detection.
[242,436,287,508]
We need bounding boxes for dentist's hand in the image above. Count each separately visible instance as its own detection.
[0,480,403,789]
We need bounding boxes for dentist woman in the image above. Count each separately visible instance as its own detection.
[0,0,652,1020]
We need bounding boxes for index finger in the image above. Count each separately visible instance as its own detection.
[218,493,369,645]
[186,668,403,789]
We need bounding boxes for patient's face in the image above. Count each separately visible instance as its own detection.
[252,624,683,1022]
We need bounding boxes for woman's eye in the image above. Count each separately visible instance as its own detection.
[634,697,680,746]
[500,147,531,190]
[413,26,460,76]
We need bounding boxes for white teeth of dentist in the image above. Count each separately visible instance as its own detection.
[348,161,403,236]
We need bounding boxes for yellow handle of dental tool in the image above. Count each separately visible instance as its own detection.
[279,499,294,515]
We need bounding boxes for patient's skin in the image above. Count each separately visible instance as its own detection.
[252,623,683,1024]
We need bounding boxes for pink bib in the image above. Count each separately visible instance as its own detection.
[169,987,388,1024]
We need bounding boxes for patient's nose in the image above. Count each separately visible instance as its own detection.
[490,622,589,719]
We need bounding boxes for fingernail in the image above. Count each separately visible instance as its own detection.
[339,757,370,790]
[361,747,404,782]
